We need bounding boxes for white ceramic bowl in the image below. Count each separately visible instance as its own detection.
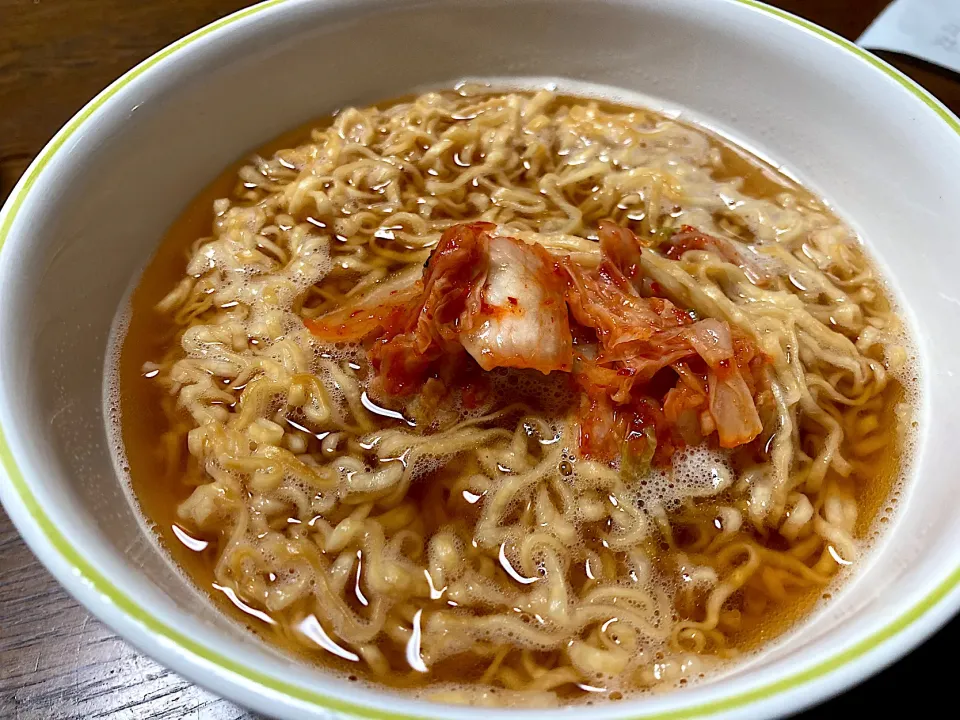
[2,1,960,718]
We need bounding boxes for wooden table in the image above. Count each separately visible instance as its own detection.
[1,1,957,717]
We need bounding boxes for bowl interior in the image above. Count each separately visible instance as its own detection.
[2,1,960,718]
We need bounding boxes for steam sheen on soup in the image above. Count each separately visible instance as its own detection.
[113,87,915,707]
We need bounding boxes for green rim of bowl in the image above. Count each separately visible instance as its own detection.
[1,1,958,718]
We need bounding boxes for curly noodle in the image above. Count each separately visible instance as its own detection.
[127,88,912,706]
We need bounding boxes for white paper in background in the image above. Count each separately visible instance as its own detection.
[858,0,960,75]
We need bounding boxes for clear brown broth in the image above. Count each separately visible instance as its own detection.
[117,93,908,697]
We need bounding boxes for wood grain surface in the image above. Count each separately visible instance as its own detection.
[1,1,957,718]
